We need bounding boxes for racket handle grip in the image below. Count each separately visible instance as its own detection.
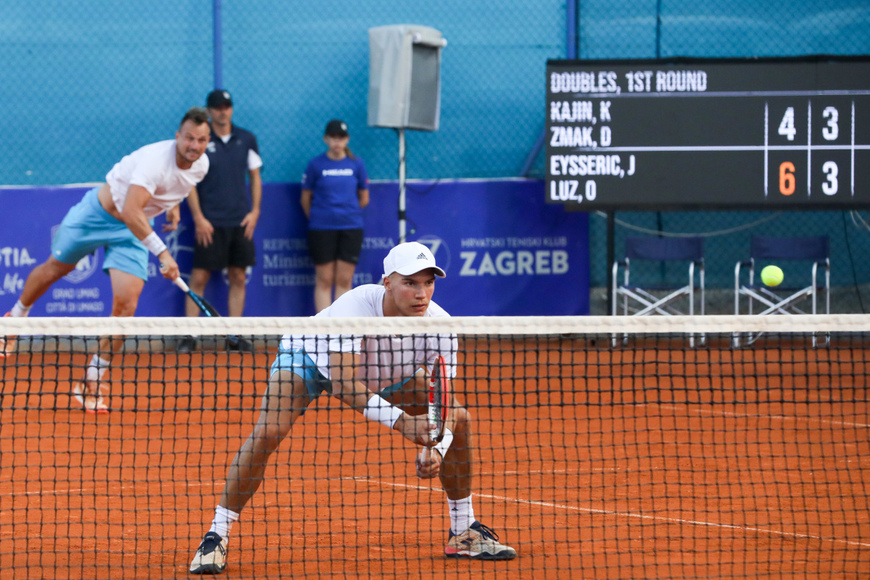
[173,277,190,292]
[159,262,190,292]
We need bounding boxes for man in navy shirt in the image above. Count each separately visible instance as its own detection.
[179,90,262,353]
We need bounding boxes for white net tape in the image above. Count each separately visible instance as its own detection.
[0,314,867,336]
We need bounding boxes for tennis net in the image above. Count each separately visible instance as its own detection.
[0,314,868,579]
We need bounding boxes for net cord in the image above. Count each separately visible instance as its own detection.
[0,313,866,336]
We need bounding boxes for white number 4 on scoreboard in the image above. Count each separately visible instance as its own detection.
[778,107,796,141]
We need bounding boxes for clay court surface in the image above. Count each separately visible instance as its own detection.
[0,336,868,579]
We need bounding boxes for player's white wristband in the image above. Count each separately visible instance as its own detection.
[142,231,167,256]
[363,395,404,430]
[433,428,454,458]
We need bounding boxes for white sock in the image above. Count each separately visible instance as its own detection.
[209,505,240,540]
[10,300,31,318]
[448,496,475,535]
[85,355,111,383]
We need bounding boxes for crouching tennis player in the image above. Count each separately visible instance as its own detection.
[190,241,516,574]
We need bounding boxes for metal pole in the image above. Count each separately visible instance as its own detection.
[567,0,577,59]
[606,211,615,315]
[213,0,223,88]
[398,128,407,243]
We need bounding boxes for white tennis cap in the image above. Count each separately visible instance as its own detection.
[383,242,446,279]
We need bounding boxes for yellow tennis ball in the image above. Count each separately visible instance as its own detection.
[760,265,783,287]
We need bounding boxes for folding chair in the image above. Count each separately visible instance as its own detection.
[733,235,830,347]
[611,236,705,347]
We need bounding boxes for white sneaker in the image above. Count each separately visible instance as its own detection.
[72,381,109,414]
[445,521,517,560]
[190,532,228,574]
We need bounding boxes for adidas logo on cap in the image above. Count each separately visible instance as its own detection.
[383,241,446,279]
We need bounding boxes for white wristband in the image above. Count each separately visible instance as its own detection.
[433,428,454,458]
[363,395,404,430]
[142,231,167,256]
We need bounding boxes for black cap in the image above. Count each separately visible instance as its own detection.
[325,119,349,137]
[206,89,233,108]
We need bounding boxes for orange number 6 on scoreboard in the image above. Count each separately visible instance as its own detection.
[779,161,796,196]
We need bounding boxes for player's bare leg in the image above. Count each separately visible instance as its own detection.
[1,256,77,356]
[191,371,310,574]
[177,268,211,353]
[313,261,336,312]
[438,405,473,498]
[220,371,309,511]
[333,260,356,302]
[72,269,143,413]
[186,268,212,317]
[223,266,254,351]
[388,374,516,560]
[387,378,473,498]
[227,266,247,318]
[19,256,78,306]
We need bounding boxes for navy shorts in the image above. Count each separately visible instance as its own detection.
[307,228,364,265]
[193,226,256,270]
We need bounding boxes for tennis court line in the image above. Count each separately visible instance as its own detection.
[349,476,870,549]
[651,402,870,429]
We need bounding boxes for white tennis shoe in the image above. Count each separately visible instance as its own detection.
[190,532,228,574]
[72,381,109,414]
[445,521,517,560]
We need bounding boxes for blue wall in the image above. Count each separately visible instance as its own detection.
[0,181,589,317]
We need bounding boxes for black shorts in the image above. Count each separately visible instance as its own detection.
[192,226,256,270]
[307,228,364,265]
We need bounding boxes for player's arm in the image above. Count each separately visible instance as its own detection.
[300,189,312,219]
[328,351,432,446]
[186,186,214,246]
[120,184,177,279]
[357,188,370,209]
[241,167,261,239]
[357,163,370,209]
[163,203,181,232]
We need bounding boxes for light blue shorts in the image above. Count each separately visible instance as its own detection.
[51,187,150,281]
[270,347,412,401]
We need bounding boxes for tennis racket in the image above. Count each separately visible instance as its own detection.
[424,355,450,461]
[171,277,240,348]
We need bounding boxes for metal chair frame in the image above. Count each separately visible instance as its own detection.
[733,235,830,347]
[612,236,705,347]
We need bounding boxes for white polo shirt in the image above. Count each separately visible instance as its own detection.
[283,284,458,391]
[106,139,209,218]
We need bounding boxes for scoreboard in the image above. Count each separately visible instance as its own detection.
[545,57,870,210]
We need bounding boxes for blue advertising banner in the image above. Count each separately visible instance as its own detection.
[0,179,589,317]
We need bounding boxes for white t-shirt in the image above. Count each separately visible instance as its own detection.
[106,139,209,218]
[282,284,458,391]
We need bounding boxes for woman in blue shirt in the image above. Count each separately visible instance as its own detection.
[301,120,370,312]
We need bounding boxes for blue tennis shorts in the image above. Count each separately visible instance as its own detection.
[51,187,150,281]
[270,347,411,400]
